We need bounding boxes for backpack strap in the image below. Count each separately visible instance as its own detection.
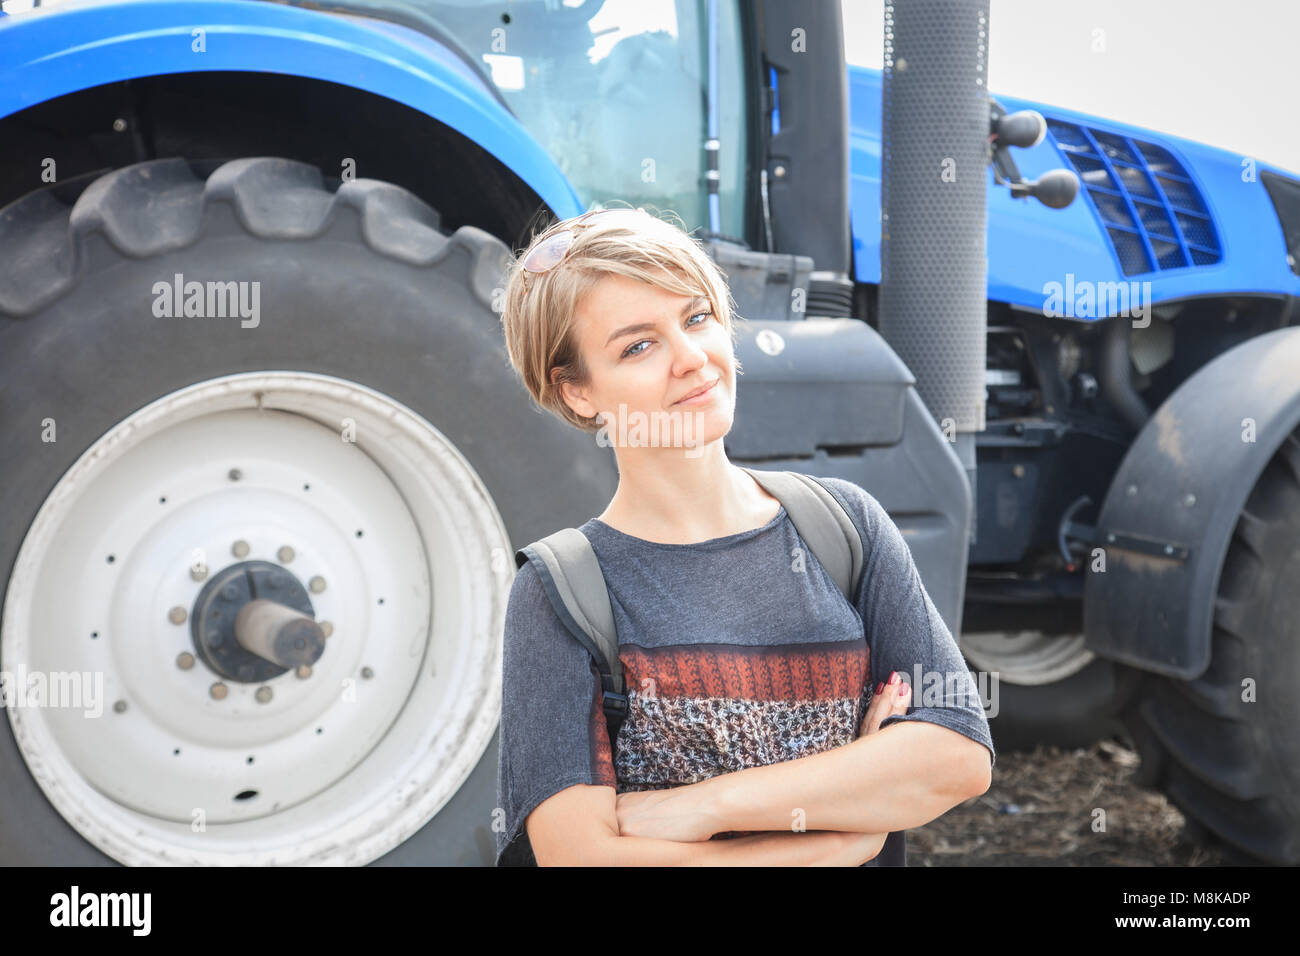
[515,530,629,743]
[739,467,866,606]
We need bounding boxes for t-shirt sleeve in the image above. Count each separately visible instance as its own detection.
[820,477,996,771]
[495,558,618,866]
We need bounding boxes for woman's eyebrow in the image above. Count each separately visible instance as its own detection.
[604,297,707,347]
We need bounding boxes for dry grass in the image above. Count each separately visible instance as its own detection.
[906,738,1252,866]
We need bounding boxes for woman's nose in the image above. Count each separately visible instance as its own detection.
[668,331,709,371]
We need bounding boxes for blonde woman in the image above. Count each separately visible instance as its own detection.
[495,206,995,866]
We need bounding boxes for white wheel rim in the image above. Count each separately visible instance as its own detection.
[2,371,510,865]
[960,629,1094,685]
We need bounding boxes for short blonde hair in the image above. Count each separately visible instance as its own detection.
[500,205,742,432]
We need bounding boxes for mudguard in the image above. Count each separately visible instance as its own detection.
[1083,325,1300,678]
[0,0,583,220]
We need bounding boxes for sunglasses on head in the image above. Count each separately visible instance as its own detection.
[520,207,646,294]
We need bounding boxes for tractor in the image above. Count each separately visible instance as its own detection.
[1,0,1297,865]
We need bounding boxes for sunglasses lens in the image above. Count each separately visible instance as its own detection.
[522,230,574,274]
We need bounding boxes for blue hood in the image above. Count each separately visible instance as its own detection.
[849,65,1300,315]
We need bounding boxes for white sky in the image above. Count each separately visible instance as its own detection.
[843,0,1300,174]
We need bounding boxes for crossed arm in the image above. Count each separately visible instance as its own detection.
[525,678,993,866]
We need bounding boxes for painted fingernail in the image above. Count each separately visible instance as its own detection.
[875,682,884,694]
[888,672,899,685]
[899,682,910,697]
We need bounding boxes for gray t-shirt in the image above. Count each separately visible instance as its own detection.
[495,475,995,866]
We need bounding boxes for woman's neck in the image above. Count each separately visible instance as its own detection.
[596,447,781,544]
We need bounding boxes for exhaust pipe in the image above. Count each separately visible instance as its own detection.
[879,0,990,543]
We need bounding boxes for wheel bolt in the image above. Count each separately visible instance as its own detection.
[232,540,250,558]
[190,563,209,582]
[296,665,312,680]
[210,682,228,700]
[278,545,295,563]
[255,686,273,704]
[320,621,333,638]
[176,652,195,670]
[168,606,187,625]
[309,576,326,594]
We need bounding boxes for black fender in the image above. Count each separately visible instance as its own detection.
[1083,325,1300,679]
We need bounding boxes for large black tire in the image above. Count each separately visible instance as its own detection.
[987,656,1142,753]
[1119,429,1300,865]
[0,157,616,865]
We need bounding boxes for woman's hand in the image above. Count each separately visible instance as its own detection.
[832,676,912,864]
[859,671,912,737]
[843,829,889,865]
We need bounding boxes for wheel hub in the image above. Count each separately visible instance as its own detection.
[191,560,323,682]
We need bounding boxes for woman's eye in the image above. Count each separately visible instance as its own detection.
[621,312,713,359]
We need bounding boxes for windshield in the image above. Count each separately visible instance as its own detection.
[389,0,748,239]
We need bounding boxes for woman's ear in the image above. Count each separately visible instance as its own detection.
[552,368,595,420]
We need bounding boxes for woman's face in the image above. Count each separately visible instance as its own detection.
[557,273,736,453]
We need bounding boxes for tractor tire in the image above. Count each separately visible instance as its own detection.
[0,157,615,865]
[1119,428,1300,865]
[986,655,1141,753]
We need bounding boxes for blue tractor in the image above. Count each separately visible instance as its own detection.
[1,0,1297,865]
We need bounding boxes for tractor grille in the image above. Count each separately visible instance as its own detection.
[1047,120,1222,276]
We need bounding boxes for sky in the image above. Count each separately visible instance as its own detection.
[842,0,1300,174]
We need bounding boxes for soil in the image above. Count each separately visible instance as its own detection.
[906,736,1259,866]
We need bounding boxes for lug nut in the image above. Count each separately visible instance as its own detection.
[277,545,295,563]
[168,606,187,625]
[255,686,273,704]
[232,540,250,558]
[190,563,209,582]
[309,576,326,594]
[210,682,228,700]
[176,652,195,670]
[320,621,333,638]
[296,665,313,680]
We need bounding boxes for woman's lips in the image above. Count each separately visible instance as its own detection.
[674,379,719,405]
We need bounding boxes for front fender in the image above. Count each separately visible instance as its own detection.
[0,0,583,219]
[1083,325,1300,679]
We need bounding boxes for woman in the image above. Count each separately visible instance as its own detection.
[495,206,995,866]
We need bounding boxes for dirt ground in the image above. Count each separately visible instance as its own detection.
[906,736,1254,866]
